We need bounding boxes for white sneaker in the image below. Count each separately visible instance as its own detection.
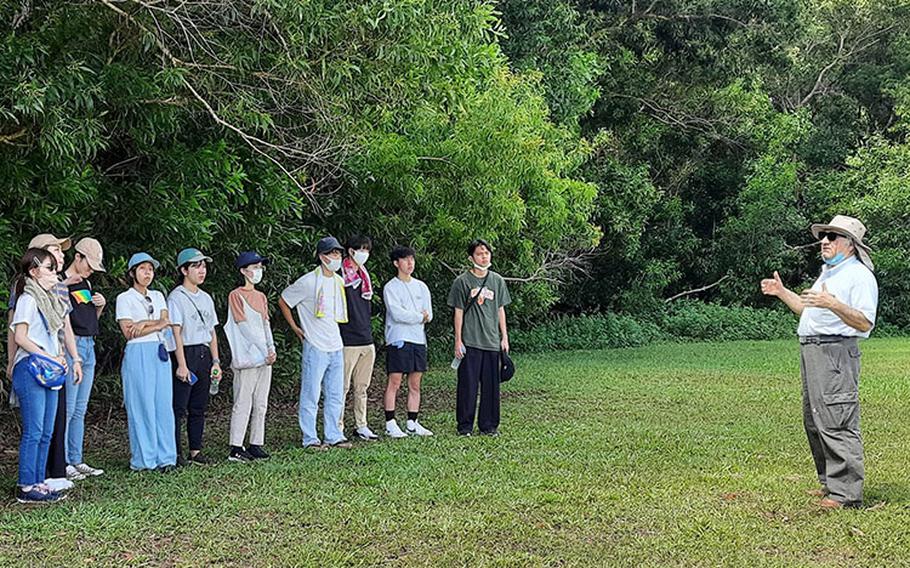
[385,420,407,439]
[356,426,379,441]
[65,465,86,481]
[44,477,75,492]
[406,420,434,436]
[74,463,104,477]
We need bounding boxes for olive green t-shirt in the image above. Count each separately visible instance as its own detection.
[447,270,511,351]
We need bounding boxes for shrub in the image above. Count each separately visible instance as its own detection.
[510,313,663,353]
[659,300,795,342]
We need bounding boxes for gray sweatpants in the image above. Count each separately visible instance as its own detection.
[799,337,864,505]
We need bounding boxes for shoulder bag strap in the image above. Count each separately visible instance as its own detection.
[179,289,207,326]
[463,273,490,316]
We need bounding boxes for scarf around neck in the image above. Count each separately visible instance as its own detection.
[341,257,373,300]
[312,267,349,323]
[23,277,66,340]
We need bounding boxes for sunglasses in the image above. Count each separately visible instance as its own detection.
[818,231,844,243]
[144,296,154,316]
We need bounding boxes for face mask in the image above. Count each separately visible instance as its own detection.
[324,258,342,272]
[39,272,59,290]
[473,261,491,271]
[353,251,370,267]
[824,252,846,266]
[249,268,263,284]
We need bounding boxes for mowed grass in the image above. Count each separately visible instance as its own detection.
[3,338,910,567]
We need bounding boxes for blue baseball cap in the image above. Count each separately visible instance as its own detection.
[316,236,344,256]
[235,251,271,269]
[177,248,213,267]
[128,252,160,271]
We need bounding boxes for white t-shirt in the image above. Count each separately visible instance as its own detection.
[281,270,344,352]
[167,285,219,347]
[116,288,169,344]
[10,293,62,365]
[383,277,432,346]
[797,257,879,338]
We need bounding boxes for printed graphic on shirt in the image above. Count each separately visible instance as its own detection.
[469,286,495,306]
[71,289,93,304]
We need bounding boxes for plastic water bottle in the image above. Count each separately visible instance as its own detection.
[209,367,221,395]
[451,345,466,370]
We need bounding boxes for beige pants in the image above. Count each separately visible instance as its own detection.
[229,365,272,447]
[340,345,376,430]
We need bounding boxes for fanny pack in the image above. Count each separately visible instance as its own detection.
[28,311,66,389]
[26,353,66,390]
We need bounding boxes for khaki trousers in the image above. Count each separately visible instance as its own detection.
[229,365,272,447]
[340,345,375,430]
[800,337,864,505]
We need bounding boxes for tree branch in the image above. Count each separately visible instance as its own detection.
[664,274,730,303]
[0,128,28,144]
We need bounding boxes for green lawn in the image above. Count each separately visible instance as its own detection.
[3,339,910,567]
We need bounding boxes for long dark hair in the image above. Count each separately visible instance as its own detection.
[14,248,57,297]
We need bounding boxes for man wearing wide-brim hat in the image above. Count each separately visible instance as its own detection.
[761,215,878,509]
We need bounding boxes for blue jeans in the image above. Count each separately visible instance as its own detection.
[65,336,96,465]
[12,359,59,486]
[298,341,345,446]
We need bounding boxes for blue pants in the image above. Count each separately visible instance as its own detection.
[65,336,96,465]
[13,359,59,486]
[298,341,346,446]
[122,342,177,470]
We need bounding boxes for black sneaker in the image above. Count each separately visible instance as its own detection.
[189,452,211,465]
[480,429,499,437]
[457,430,473,437]
[247,445,271,460]
[176,455,188,468]
[157,464,177,473]
[228,447,253,462]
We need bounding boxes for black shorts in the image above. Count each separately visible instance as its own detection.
[386,342,428,374]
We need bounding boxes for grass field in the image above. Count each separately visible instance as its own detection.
[2,338,910,567]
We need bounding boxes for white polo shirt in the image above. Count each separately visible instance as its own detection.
[797,257,878,338]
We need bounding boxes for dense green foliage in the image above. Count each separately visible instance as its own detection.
[500,0,910,325]
[2,0,909,380]
[0,0,598,376]
[5,339,910,565]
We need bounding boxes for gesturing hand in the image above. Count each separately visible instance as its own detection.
[760,271,785,297]
[800,283,837,309]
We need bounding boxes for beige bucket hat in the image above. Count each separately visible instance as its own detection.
[810,215,874,272]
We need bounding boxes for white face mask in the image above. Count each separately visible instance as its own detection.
[324,258,342,272]
[248,268,263,284]
[353,250,370,267]
[38,271,59,290]
[473,261,492,271]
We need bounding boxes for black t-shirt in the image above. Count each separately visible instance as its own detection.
[339,281,373,346]
[68,279,99,337]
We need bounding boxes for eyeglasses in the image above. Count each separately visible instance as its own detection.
[144,296,154,316]
[818,232,843,243]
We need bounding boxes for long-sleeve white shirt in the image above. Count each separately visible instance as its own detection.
[383,277,432,346]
